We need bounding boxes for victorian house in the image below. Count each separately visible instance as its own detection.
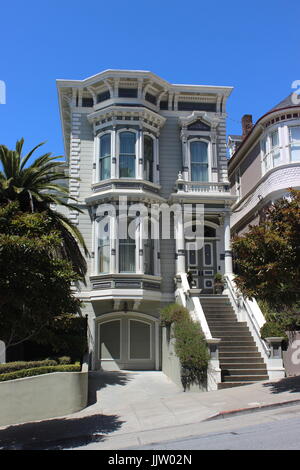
[57,70,282,389]
[228,94,300,234]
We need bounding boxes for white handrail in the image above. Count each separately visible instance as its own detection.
[176,272,212,340]
[224,274,270,357]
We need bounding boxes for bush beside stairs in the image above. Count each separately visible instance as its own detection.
[200,295,269,389]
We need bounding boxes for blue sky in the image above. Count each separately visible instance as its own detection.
[0,0,299,160]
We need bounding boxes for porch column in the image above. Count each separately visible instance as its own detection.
[137,129,143,180]
[224,211,233,275]
[110,214,117,273]
[175,206,185,274]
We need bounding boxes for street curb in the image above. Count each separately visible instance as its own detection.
[205,398,300,421]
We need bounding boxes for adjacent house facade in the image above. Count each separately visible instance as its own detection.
[57,69,237,373]
[228,94,300,235]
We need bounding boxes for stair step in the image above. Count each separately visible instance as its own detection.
[219,347,259,353]
[210,330,251,336]
[219,357,264,364]
[219,352,262,358]
[207,321,247,325]
[223,375,268,382]
[221,367,268,375]
[218,382,256,390]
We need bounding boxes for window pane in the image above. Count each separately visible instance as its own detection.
[144,135,154,182]
[191,163,208,182]
[290,126,300,143]
[100,134,111,180]
[120,132,135,154]
[204,244,212,266]
[291,145,300,161]
[119,218,136,273]
[119,244,135,272]
[271,131,279,148]
[191,141,208,163]
[130,321,151,359]
[98,221,110,273]
[272,151,281,166]
[120,132,136,178]
[120,155,135,177]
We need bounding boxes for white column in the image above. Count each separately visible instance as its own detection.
[137,129,143,179]
[111,127,117,178]
[175,207,185,274]
[155,321,160,370]
[110,214,117,273]
[138,215,144,273]
[224,211,233,275]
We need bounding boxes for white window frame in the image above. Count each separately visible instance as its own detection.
[188,138,211,182]
[95,130,113,183]
[143,132,158,183]
[117,128,139,179]
[288,125,300,162]
[95,215,111,275]
[117,215,138,274]
[261,126,283,175]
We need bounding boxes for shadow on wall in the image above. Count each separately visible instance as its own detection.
[0,413,124,450]
[88,370,133,406]
[263,376,300,394]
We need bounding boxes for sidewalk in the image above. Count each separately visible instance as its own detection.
[1,371,300,449]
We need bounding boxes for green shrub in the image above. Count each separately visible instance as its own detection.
[0,363,81,382]
[160,304,190,326]
[57,356,71,365]
[0,359,57,374]
[160,303,209,391]
[260,322,288,342]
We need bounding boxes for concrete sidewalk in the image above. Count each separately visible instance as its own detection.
[1,371,300,449]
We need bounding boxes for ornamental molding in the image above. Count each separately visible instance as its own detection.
[179,111,221,130]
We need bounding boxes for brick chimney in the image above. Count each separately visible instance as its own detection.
[241,114,253,138]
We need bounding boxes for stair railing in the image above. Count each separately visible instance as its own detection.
[175,272,221,390]
[224,274,285,380]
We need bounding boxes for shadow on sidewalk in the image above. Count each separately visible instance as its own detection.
[88,371,133,406]
[0,413,124,450]
[263,376,300,394]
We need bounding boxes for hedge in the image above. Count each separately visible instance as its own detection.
[0,363,81,382]
[0,357,71,374]
[160,303,209,391]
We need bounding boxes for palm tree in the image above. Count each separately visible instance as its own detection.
[0,138,88,279]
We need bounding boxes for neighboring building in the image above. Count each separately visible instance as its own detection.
[228,94,300,235]
[56,69,237,373]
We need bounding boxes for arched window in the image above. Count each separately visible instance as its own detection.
[98,219,110,273]
[190,141,209,182]
[99,134,111,180]
[119,131,136,178]
[144,135,154,182]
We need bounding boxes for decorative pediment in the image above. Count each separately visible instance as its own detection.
[179,111,221,131]
[187,120,211,131]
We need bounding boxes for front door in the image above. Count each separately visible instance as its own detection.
[97,315,156,370]
[186,241,217,293]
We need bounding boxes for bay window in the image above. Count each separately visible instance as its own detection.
[270,130,281,166]
[99,134,111,180]
[190,141,209,181]
[119,131,136,178]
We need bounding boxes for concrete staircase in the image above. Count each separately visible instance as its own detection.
[200,295,269,389]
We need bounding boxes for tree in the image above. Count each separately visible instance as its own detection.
[0,138,87,279]
[0,202,81,349]
[232,189,300,312]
